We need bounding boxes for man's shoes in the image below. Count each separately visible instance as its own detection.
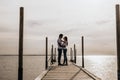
[63,63,68,66]
[58,63,62,66]
[66,63,68,66]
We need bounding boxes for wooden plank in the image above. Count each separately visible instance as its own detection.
[35,70,49,80]
[74,64,101,80]
[35,62,101,80]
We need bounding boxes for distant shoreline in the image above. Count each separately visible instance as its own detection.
[0,55,46,56]
[0,54,116,56]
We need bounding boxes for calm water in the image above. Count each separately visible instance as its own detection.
[0,55,117,80]
[76,55,117,80]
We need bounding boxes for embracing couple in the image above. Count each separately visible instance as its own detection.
[57,34,68,66]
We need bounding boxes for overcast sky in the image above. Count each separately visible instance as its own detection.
[0,0,119,55]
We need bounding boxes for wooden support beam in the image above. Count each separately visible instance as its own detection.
[82,36,84,68]
[70,48,73,62]
[51,45,54,64]
[116,4,120,80]
[74,44,76,63]
[45,37,48,70]
[18,7,24,80]
[54,48,56,62]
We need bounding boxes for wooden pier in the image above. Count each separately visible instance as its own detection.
[34,37,101,80]
[17,5,119,80]
[35,62,101,80]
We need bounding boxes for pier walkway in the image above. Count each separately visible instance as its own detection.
[35,38,101,80]
[35,62,101,80]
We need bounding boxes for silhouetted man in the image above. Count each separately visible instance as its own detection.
[57,34,63,65]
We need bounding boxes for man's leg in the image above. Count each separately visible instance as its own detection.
[58,49,62,65]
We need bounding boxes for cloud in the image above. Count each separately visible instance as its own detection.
[95,19,112,25]
[0,0,117,55]
[0,27,10,32]
[26,20,43,28]
[0,26,17,33]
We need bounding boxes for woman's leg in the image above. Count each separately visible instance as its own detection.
[63,49,67,65]
[65,49,68,65]
[63,49,65,64]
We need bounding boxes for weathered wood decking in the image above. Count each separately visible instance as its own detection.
[35,62,101,80]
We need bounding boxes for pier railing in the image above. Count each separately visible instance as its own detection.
[70,44,77,63]
[45,37,56,70]
[45,36,85,70]
[50,45,56,64]
[45,37,79,70]
[70,36,85,68]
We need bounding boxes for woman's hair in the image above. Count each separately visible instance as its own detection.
[64,36,68,41]
[64,36,68,46]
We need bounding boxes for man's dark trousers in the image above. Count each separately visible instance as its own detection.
[58,48,62,65]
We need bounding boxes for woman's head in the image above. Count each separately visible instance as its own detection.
[64,36,68,41]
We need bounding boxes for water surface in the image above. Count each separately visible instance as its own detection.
[0,55,117,80]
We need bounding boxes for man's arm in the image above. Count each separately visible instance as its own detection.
[57,39,63,47]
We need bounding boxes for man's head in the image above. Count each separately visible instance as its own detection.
[59,34,63,39]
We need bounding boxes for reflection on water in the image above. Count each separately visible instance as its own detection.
[0,56,45,80]
[0,55,117,80]
[77,55,117,80]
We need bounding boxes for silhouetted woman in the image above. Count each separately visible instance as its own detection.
[62,36,68,65]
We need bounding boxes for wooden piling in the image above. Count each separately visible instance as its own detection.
[82,36,84,68]
[70,48,73,62]
[54,48,56,62]
[51,45,54,64]
[74,44,76,63]
[116,4,120,80]
[45,37,48,70]
[18,7,24,80]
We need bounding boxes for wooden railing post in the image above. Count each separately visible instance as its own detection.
[45,37,48,70]
[54,48,56,62]
[74,44,76,63]
[70,48,73,62]
[116,4,120,80]
[18,7,24,80]
[51,45,54,64]
[82,36,84,68]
